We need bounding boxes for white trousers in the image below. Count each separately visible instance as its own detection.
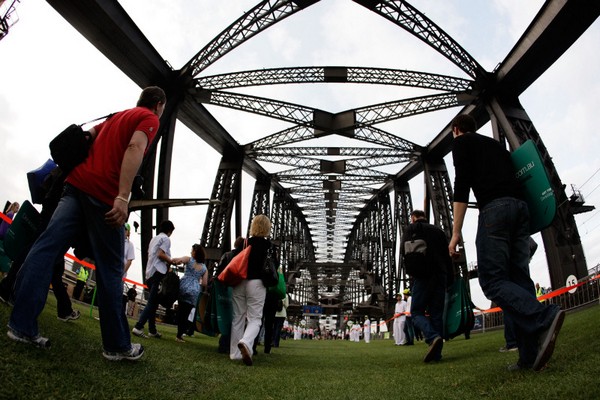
[230,279,266,360]
[393,318,406,345]
[364,330,371,343]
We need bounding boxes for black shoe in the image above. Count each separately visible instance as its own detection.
[148,331,162,339]
[533,309,565,371]
[507,362,531,372]
[423,336,443,363]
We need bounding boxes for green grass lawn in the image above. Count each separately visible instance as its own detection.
[1,298,599,400]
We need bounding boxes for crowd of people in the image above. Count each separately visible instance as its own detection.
[0,104,566,373]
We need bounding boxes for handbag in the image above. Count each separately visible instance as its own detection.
[49,113,113,173]
[194,289,216,337]
[217,241,250,286]
[3,200,41,261]
[214,280,233,335]
[443,278,475,339]
[261,243,279,288]
[268,271,286,299]
[26,159,58,205]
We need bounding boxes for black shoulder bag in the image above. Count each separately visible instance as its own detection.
[49,113,113,174]
[261,242,279,288]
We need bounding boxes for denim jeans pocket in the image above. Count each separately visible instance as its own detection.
[480,202,510,239]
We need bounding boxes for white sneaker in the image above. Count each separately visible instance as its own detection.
[7,328,51,349]
[103,343,144,361]
[58,310,81,322]
[238,341,253,366]
[132,327,148,338]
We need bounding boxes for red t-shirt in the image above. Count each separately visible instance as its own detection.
[66,107,159,206]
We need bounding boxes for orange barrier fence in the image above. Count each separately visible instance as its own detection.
[481,272,599,315]
[0,212,12,224]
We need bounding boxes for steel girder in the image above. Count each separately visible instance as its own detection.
[352,0,485,79]
[255,151,412,171]
[200,152,243,266]
[191,89,462,135]
[344,191,395,305]
[251,124,420,151]
[271,190,315,276]
[486,96,588,289]
[376,190,397,305]
[0,0,19,41]
[423,159,469,279]
[182,0,320,78]
[423,160,454,238]
[252,146,414,159]
[139,98,180,276]
[196,66,473,92]
[394,179,413,293]
[248,177,272,229]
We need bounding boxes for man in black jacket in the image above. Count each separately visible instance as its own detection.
[400,210,453,363]
[448,114,564,371]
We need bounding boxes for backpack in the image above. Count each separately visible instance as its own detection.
[158,270,180,309]
[403,222,429,278]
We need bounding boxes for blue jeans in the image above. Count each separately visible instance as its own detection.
[503,313,517,349]
[411,273,446,359]
[273,316,285,347]
[134,271,164,334]
[403,317,415,345]
[9,184,131,352]
[476,197,559,366]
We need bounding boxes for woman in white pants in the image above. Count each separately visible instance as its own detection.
[230,214,274,366]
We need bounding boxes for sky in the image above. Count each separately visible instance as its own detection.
[1,1,599,309]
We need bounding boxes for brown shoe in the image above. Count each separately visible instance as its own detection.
[533,309,565,371]
[238,341,253,366]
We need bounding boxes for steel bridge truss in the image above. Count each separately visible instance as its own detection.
[188,71,468,270]
[180,0,597,319]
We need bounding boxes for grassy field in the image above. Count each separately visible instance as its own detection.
[0,298,599,400]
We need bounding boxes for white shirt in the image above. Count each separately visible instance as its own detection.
[124,239,135,264]
[274,295,289,318]
[395,299,408,321]
[145,232,171,279]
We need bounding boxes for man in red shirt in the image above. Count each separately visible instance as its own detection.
[8,87,166,361]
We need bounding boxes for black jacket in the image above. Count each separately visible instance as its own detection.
[452,132,519,208]
[246,236,272,280]
[400,219,454,283]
